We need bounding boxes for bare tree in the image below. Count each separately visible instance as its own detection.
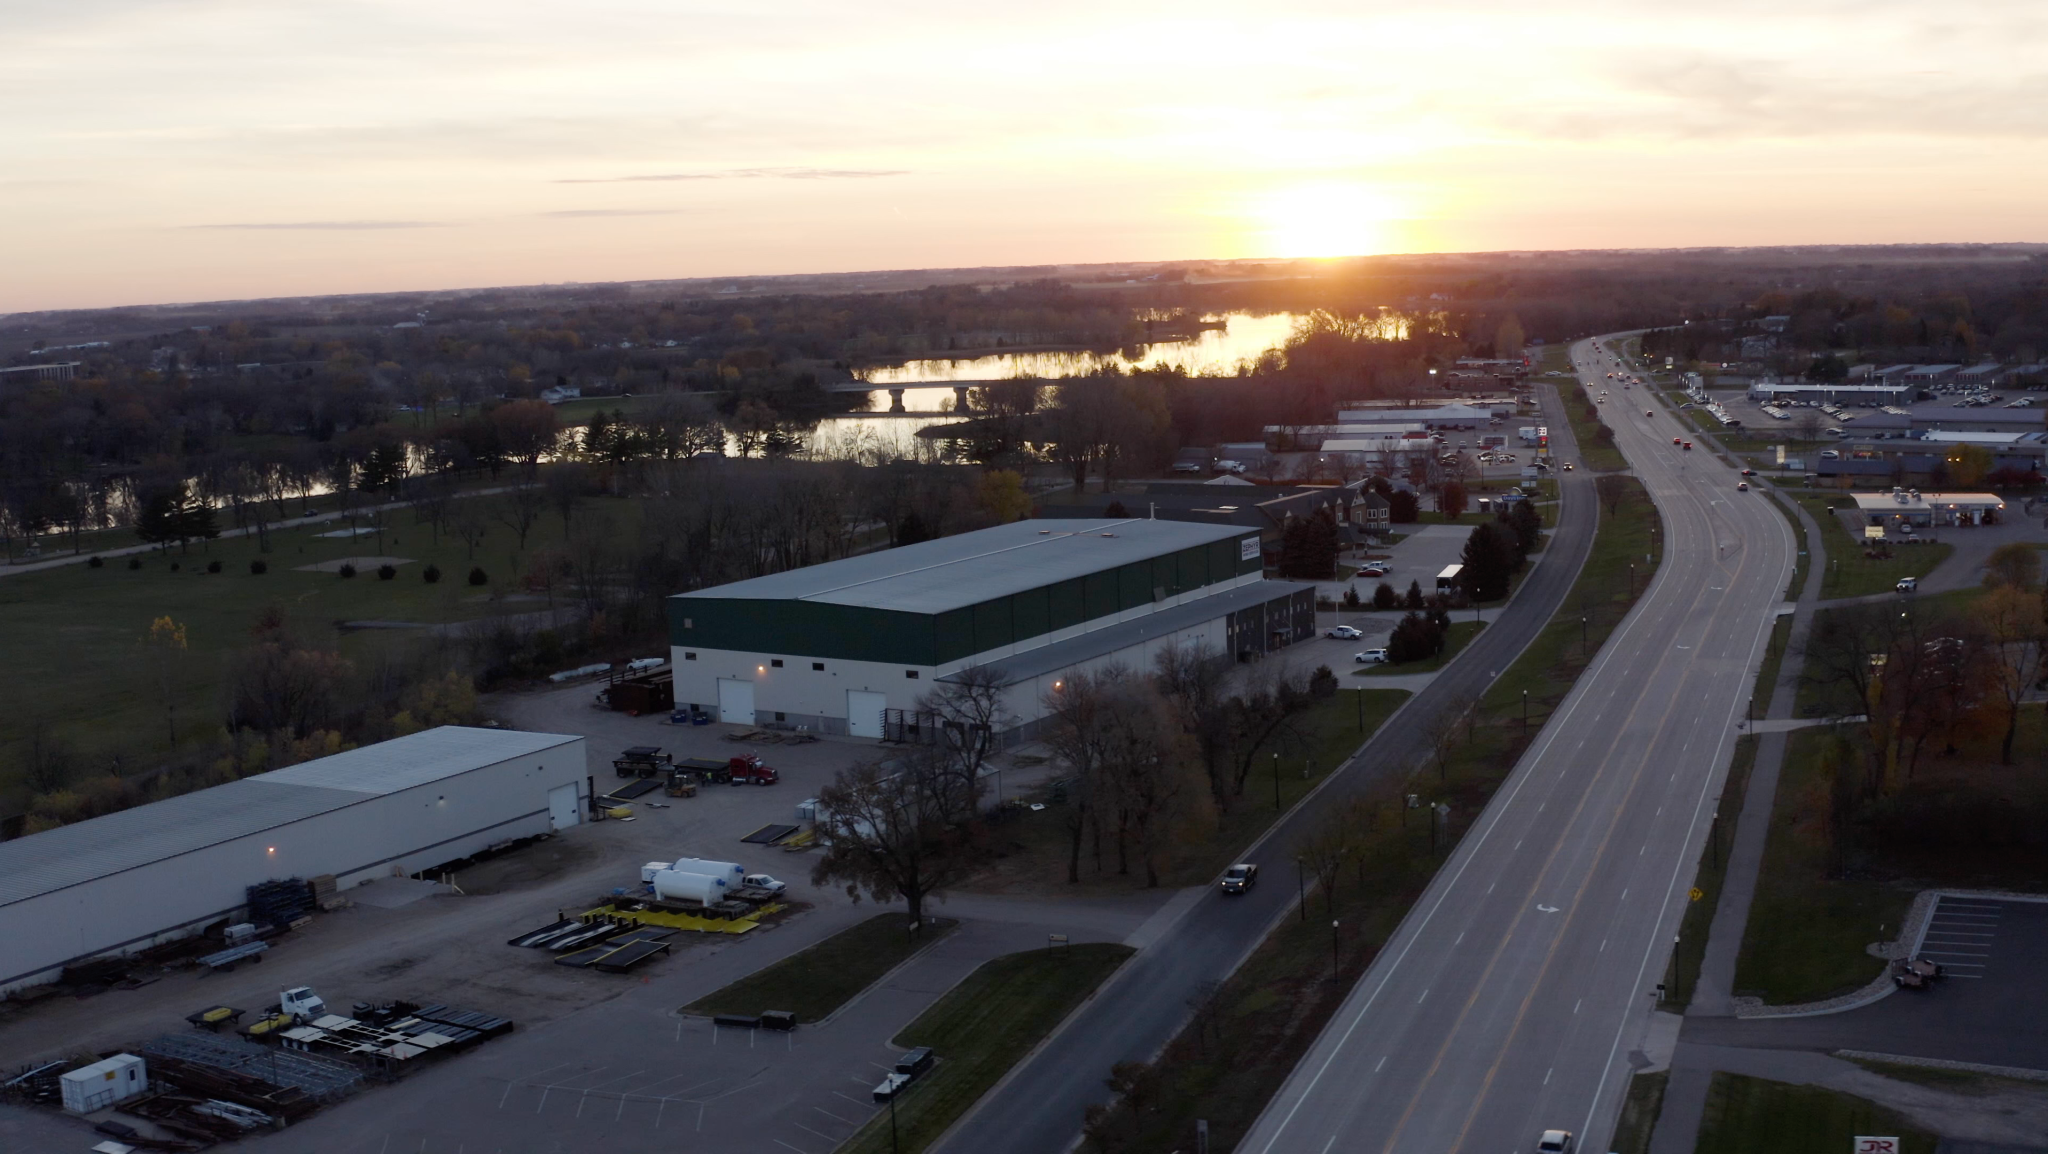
[1974,586,2044,763]
[1042,668,1117,883]
[918,664,1017,813]
[810,748,990,926]
[492,483,545,552]
[1152,640,1237,808]
[1298,807,1355,914]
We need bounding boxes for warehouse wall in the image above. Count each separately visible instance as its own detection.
[670,573,1270,728]
[0,740,586,995]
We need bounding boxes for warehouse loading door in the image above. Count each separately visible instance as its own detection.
[847,690,886,739]
[717,678,755,725]
[547,783,580,830]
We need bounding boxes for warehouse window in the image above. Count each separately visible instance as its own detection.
[771,659,783,668]
[774,712,786,722]
[906,670,920,679]
[684,652,697,660]
[813,662,825,671]
[682,617,693,629]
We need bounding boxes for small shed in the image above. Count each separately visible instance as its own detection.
[60,1053,147,1114]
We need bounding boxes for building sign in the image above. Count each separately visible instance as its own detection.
[1853,1139,1899,1154]
[1240,536,1261,562]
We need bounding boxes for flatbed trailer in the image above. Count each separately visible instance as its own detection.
[196,942,268,972]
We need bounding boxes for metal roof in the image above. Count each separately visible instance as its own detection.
[672,518,1251,615]
[256,726,578,795]
[0,727,579,909]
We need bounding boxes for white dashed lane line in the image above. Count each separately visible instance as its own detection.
[1917,898,2005,977]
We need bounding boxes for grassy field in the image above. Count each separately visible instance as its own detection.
[973,687,1411,894]
[839,944,1133,1154]
[0,486,638,798]
[1081,475,1666,1151]
[1732,727,1912,1004]
[1793,494,1953,599]
[1355,620,1485,675]
[684,914,959,1023]
[1695,1074,1937,1154]
[1610,1071,1669,1154]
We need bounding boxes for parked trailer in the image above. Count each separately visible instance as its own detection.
[614,746,673,778]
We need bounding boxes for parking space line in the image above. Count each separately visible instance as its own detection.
[773,1141,812,1154]
[794,1121,841,1143]
[814,1105,860,1125]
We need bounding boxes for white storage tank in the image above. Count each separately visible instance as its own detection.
[640,862,673,884]
[667,858,744,885]
[61,1053,147,1114]
[652,870,728,905]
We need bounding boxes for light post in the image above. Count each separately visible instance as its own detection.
[1521,689,1529,734]
[1297,860,1307,923]
[1331,919,1341,981]
[1272,752,1281,810]
[1580,615,1588,654]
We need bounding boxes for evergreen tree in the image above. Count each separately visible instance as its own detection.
[1373,582,1398,610]
[1405,579,1426,610]
[1460,521,1517,601]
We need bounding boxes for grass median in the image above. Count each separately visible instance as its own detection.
[685,914,958,1022]
[840,944,1133,1154]
[1695,1074,1936,1154]
[1562,379,1629,472]
[1080,475,1663,1153]
[1609,1071,1669,1154]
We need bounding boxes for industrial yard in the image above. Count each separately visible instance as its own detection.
[0,676,1114,1152]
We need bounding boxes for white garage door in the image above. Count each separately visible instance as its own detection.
[717,678,755,725]
[547,782,581,830]
[847,690,887,739]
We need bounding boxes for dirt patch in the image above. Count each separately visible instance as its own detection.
[451,836,605,895]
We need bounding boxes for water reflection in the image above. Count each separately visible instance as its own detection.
[863,312,1304,385]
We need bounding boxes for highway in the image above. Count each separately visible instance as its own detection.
[1235,338,1796,1153]
[939,383,1605,1154]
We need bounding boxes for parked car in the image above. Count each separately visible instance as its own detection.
[1359,564,1388,577]
[1325,625,1363,640]
[1354,648,1389,664]
[1220,863,1259,894]
[1896,577,1918,593]
[1170,460,1204,473]
[1740,468,1756,476]
[742,873,787,893]
[1892,956,1943,990]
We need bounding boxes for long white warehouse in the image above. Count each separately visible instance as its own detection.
[0,726,588,995]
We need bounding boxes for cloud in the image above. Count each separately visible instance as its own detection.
[554,167,909,184]
[538,208,688,217]
[187,220,447,230]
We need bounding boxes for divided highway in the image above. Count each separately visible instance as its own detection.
[940,384,1603,1154]
[1236,338,1796,1153]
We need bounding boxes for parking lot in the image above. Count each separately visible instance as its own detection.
[1686,897,2048,1071]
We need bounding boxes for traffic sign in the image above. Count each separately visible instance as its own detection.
[1689,887,1704,902]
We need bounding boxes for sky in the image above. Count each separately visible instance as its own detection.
[4,0,2047,312]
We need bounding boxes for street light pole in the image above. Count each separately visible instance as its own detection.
[1273,752,1281,810]
[1331,919,1341,982]
[1522,689,1529,733]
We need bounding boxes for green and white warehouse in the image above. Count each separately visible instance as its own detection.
[668,518,1316,737]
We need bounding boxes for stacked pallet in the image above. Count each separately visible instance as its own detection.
[246,878,313,929]
[308,874,342,911]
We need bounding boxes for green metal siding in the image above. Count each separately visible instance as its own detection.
[670,534,1266,665]
[935,608,977,664]
[1047,578,1085,632]
[1013,585,1050,641]
[973,598,1014,652]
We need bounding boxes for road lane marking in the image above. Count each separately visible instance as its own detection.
[1545,1067,1553,1084]
[1537,904,1560,913]
[1418,989,1428,1004]
[1376,1056,1387,1072]
[1456,932,1465,945]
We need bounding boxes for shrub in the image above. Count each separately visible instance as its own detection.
[206,560,222,574]
[169,561,180,572]
[377,564,397,581]
[249,559,268,575]
[88,556,104,569]
[468,566,488,586]
[338,563,357,579]
[423,563,442,584]
[127,557,142,570]
[1308,665,1338,698]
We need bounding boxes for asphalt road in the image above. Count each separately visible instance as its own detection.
[937,386,1603,1154]
[1233,339,1797,1154]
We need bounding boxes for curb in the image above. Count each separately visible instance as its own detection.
[1834,1049,2048,1084]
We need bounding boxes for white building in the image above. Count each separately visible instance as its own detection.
[0,727,587,995]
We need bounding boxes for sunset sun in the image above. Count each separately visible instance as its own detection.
[1256,182,1398,259]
